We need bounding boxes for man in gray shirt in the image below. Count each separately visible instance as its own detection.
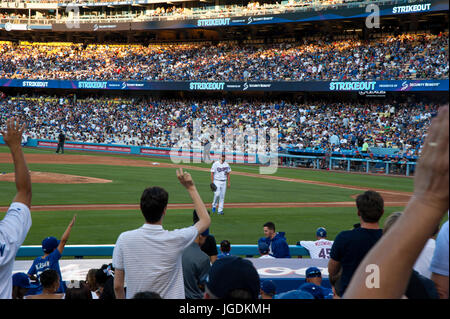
[182,229,211,299]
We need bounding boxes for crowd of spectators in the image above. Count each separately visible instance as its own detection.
[0,32,447,81]
[1,106,449,300]
[0,94,439,160]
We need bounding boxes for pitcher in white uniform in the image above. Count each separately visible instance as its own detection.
[211,154,231,215]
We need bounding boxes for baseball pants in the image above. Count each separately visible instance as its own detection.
[212,180,227,213]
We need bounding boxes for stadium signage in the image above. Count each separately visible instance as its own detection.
[189,82,225,90]
[22,81,48,88]
[78,81,108,89]
[329,81,376,91]
[392,3,432,14]
[197,18,231,27]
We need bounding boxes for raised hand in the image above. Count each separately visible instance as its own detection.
[176,168,195,189]
[1,117,26,149]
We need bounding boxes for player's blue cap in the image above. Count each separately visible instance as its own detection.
[261,280,276,295]
[42,236,60,253]
[299,283,325,299]
[316,227,327,238]
[274,290,314,299]
[305,267,322,278]
[12,272,38,289]
[258,242,269,254]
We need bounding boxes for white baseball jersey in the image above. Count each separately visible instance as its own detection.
[211,161,231,181]
[0,202,32,299]
[300,239,334,259]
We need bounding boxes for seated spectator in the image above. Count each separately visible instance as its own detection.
[258,242,274,259]
[260,280,276,299]
[113,168,211,299]
[182,229,211,299]
[298,227,334,259]
[274,290,314,299]
[65,285,92,300]
[85,268,99,299]
[328,190,384,296]
[193,210,218,264]
[133,291,162,299]
[304,266,333,299]
[430,217,449,299]
[95,264,115,300]
[12,273,38,299]
[217,240,232,259]
[25,269,64,299]
[0,118,32,299]
[258,222,291,258]
[204,256,260,299]
[343,105,448,299]
[27,215,77,295]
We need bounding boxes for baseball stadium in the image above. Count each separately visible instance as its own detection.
[0,0,448,303]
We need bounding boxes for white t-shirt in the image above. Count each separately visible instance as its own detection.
[413,238,436,279]
[211,161,231,181]
[299,239,334,259]
[0,202,32,299]
[112,224,198,299]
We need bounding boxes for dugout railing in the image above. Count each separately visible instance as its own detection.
[16,244,310,259]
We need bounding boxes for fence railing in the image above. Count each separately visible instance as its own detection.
[17,244,311,258]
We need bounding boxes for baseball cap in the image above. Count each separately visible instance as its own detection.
[274,290,314,299]
[42,236,60,253]
[200,228,210,237]
[305,267,322,278]
[299,283,325,299]
[206,256,260,299]
[316,227,327,238]
[258,242,269,254]
[12,273,38,289]
[260,280,276,295]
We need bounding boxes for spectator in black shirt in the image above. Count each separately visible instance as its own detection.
[328,190,384,296]
[193,210,218,263]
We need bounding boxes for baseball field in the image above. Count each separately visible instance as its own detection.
[0,146,446,248]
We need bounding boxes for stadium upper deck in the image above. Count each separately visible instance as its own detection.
[0,0,446,27]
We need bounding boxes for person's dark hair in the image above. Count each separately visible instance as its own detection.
[356,190,384,223]
[226,289,253,299]
[65,287,92,300]
[95,269,109,287]
[220,240,231,253]
[133,291,163,299]
[329,270,343,297]
[263,222,275,231]
[193,209,211,224]
[40,269,59,289]
[140,187,169,223]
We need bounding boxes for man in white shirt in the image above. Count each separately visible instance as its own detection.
[0,118,32,299]
[299,227,334,259]
[211,154,231,215]
[413,224,439,279]
[113,168,210,299]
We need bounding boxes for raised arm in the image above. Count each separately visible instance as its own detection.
[57,214,77,254]
[1,118,31,208]
[343,105,449,299]
[177,168,211,234]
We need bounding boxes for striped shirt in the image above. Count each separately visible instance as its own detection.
[112,224,198,299]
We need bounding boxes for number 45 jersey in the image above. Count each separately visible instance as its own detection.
[299,239,334,259]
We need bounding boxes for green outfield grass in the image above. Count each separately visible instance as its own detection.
[2,206,429,246]
[0,146,414,192]
[0,145,425,248]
